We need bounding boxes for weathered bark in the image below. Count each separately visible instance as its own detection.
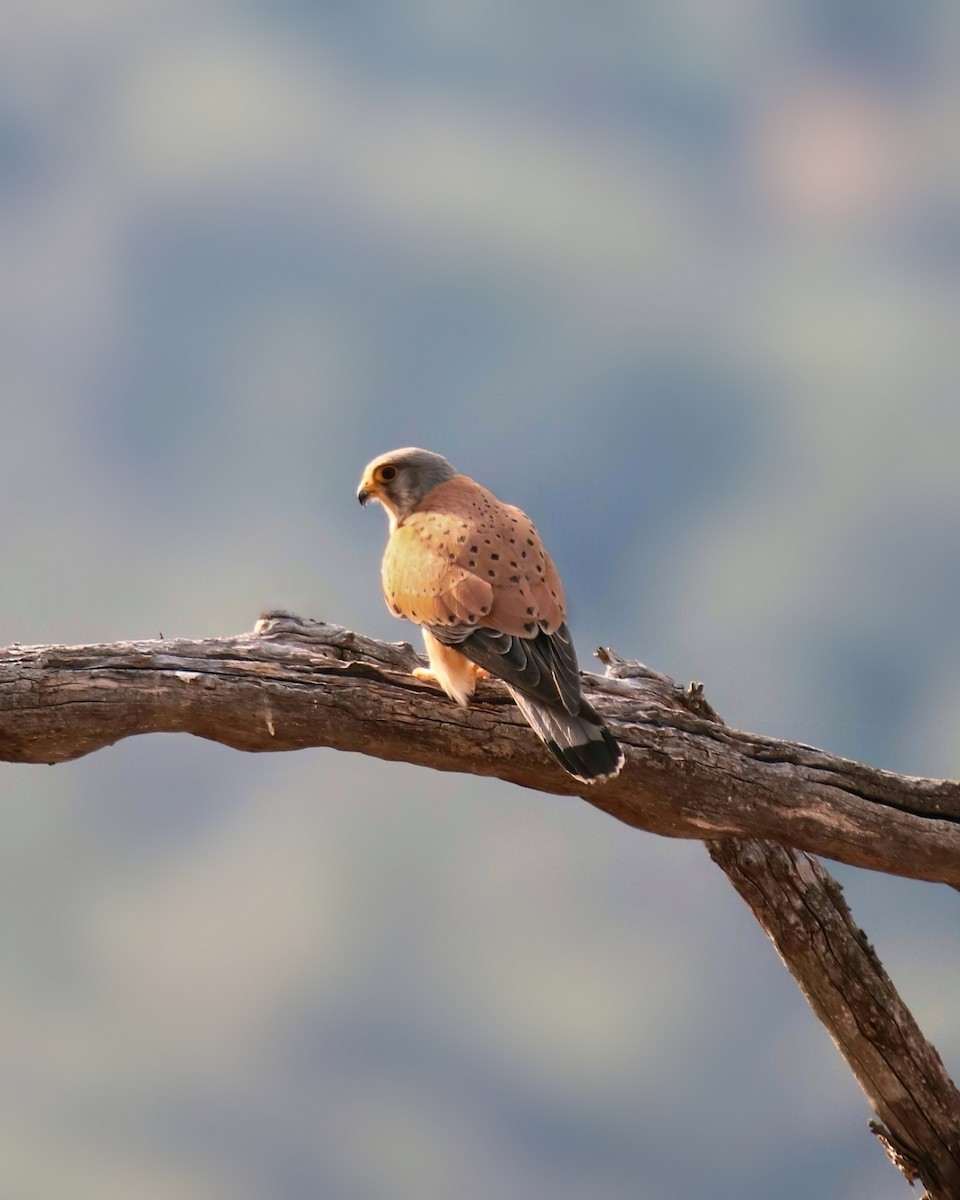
[2,610,959,1194]
[709,837,960,1198]
[1,612,958,887]
[599,652,960,1197]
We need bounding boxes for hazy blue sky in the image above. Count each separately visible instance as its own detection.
[2,2,958,1197]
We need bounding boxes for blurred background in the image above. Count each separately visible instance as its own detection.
[2,1,959,1197]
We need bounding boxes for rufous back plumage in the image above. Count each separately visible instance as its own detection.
[381,478,565,638]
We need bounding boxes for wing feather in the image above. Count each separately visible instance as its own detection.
[430,621,586,717]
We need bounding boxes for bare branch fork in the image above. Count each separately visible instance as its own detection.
[1,611,959,1195]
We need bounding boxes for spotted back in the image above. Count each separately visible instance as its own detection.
[381,476,566,637]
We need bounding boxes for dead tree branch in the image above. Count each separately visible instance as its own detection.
[1,612,958,887]
[710,837,960,1198]
[597,650,960,1196]
[2,610,960,1193]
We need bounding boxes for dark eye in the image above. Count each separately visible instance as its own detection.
[379,465,398,482]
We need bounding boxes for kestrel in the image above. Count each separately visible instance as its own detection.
[357,447,623,784]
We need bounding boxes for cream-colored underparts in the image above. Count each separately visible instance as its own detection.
[419,629,480,706]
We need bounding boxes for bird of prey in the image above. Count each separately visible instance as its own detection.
[357,447,623,784]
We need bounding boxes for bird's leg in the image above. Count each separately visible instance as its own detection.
[414,630,490,706]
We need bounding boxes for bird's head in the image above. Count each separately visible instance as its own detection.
[357,447,457,525]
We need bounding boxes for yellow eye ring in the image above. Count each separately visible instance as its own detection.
[378,465,398,482]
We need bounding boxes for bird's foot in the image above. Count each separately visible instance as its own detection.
[412,664,489,686]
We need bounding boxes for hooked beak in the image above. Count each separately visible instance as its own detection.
[357,486,369,506]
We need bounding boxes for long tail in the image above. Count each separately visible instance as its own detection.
[506,686,624,784]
